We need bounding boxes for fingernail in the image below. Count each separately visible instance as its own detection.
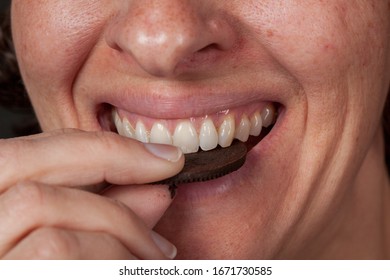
[144,143,183,162]
[150,231,177,259]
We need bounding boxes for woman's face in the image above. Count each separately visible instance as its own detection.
[11,1,390,258]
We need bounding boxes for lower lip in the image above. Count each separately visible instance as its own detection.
[172,173,238,204]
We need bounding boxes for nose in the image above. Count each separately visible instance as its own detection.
[105,0,237,77]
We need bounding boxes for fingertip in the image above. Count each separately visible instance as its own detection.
[117,139,185,184]
[143,143,183,163]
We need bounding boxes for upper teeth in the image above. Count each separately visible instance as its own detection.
[113,104,276,154]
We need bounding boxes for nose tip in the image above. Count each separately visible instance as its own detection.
[106,1,237,77]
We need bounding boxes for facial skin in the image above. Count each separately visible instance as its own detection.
[11,0,390,259]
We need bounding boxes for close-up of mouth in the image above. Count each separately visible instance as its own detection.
[98,101,280,193]
[113,102,277,153]
[86,50,295,203]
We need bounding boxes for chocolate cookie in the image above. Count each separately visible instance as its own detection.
[157,140,247,186]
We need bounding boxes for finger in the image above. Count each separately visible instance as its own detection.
[4,227,138,260]
[0,182,176,259]
[0,129,184,192]
[103,184,174,229]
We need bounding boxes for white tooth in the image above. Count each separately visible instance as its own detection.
[135,121,149,143]
[218,114,235,148]
[250,111,262,136]
[122,118,136,139]
[261,104,275,127]
[199,118,218,151]
[235,114,250,142]
[173,121,199,154]
[150,122,172,145]
[113,110,124,136]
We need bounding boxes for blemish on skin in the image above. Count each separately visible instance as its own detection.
[266,29,274,38]
[323,44,333,51]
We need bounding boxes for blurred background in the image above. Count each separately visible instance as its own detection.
[0,0,36,139]
[0,0,9,11]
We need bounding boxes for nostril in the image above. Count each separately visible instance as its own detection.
[177,42,224,70]
[198,43,220,53]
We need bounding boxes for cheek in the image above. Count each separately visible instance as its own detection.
[242,1,389,86]
[11,1,109,93]
[260,4,352,84]
[245,1,389,129]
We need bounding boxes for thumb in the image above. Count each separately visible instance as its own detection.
[102,184,174,229]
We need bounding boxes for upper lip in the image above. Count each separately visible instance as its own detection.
[93,76,292,120]
[74,43,298,122]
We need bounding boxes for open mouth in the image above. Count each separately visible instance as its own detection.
[103,102,279,185]
[112,102,277,153]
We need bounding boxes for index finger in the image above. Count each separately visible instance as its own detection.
[0,129,184,192]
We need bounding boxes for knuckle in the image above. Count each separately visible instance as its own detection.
[3,182,45,218]
[28,228,78,259]
[99,232,120,247]
[109,198,140,223]
[0,139,28,187]
[55,128,81,135]
[0,139,16,165]
[12,182,44,206]
[91,131,123,154]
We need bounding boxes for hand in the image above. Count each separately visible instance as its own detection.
[0,129,184,259]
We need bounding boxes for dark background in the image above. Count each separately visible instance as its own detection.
[0,0,33,139]
[0,0,9,11]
